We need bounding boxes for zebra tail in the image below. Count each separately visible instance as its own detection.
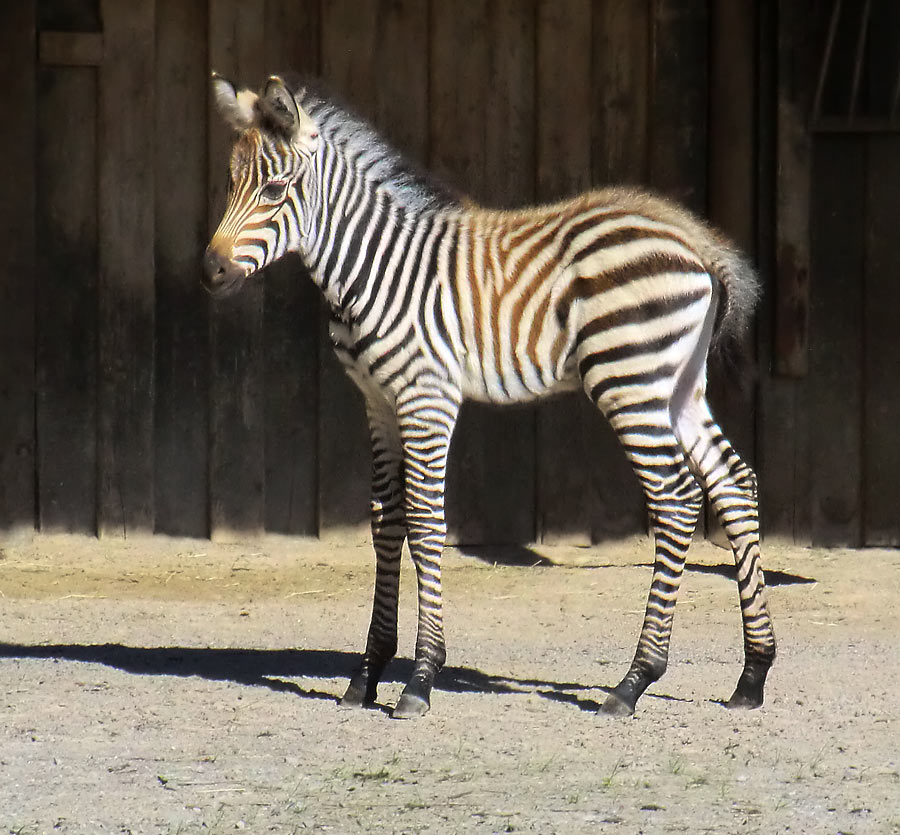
[704,238,761,387]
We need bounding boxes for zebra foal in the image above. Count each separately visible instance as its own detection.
[204,74,775,719]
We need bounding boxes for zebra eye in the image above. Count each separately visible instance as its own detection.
[261,181,288,201]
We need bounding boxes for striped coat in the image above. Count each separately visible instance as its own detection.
[205,74,775,719]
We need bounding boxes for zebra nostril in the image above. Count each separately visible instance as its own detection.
[202,245,246,295]
[203,246,235,284]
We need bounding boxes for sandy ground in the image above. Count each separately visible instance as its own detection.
[0,532,898,834]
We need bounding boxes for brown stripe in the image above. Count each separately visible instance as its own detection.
[467,230,486,372]
[488,235,507,392]
[526,292,555,377]
[506,219,572,382]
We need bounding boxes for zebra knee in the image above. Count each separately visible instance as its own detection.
[736,467,758,501]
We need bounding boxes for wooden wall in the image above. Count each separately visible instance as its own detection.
[1,0,896,547]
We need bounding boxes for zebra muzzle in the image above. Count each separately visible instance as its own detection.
[202,245,247,296]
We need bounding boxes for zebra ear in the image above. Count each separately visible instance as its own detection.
[263,76,319,151]
[263,76,301,132]
[211,72,258,131]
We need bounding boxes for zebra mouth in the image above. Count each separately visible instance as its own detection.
[201,270,247,297]
[202,247,250,296]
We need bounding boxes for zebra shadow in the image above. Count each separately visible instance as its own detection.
[0,642,630,714]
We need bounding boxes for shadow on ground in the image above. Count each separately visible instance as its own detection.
[458,548,816,587]
[634,563,816,586]
[0,642,622,713]
[458,545,555,566]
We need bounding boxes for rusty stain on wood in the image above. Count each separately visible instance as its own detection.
[774,243,810,378]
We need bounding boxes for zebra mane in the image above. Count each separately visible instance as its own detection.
[278,74,462,214]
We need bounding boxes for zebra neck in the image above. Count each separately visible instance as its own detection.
[303,163,432,322]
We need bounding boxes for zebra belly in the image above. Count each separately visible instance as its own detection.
[459,344,580,405]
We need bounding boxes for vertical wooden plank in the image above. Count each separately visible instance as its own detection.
[706,0,758,546]
[808,137,864,547]
[647,0,709,540]
[430,0,490,545]
[536,0,592,202]
[207,0,267,540]
[755,0,795,542]
[429,0,489,199]
[592,0,651,185]
[433,0,537,545]
[0,1,36,536]
[262,0,321,535]
[483,0,536,208]
[649,0,708,213]
[36,64,98,533]
[317,0,430,542]
[154,0,210,537]
[535,0,594,546]
[757,0,816,543]
[773,0,814,378]
[863,135,900,546]
[317,0,387,544]
[583,0,652,544]
[97,0,156,537]
[539,0,646,545]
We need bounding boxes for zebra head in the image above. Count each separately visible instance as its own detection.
[204,74,319,295]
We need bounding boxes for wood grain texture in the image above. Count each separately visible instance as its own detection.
[39,31,103,66]
[97,0,156,536]
[773,0,817,378]
[535,0,593,545]
[207,0,267,541]
[706,0,758,546]
[592,0,650,186]
[154,0,210,537]
[0,0,36,534]
[649,0,708,213]
[808,137,864,547]
[317,0,431,542]
[537,0,645,545]
[433,0,537,545]
[863,136,900,546]
[262,0,321,535]
[36,65,98,533]
[755,0,809,544]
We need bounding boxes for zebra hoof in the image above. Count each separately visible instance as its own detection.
[725,687,764,710]
[725,663,769,709]
[392,692,430,719]
[339,680,374,709]
[599,693,635,717]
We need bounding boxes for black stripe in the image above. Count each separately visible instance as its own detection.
[575,286,709,343]
[589,365,679,404]
[577,326,693,379]
[339,202,392,315]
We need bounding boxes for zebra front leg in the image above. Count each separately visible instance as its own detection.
[341,405,406,708]
[392,389,458,719]
[601,459,703,716]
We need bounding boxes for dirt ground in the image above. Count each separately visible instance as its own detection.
[0,532,898,835]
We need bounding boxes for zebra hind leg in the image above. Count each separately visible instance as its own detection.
[341,407,406,709]
[599,413,704,716]
[676,397,776,709]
